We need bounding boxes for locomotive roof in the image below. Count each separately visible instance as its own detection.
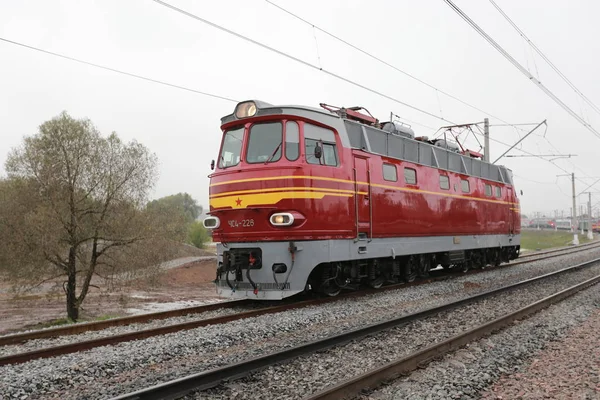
[220,100,514,184]
[220,101,338,125]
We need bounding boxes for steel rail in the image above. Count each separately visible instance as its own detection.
[3,239,597,347]
[305,273,600,400]
[518,239,598,259]
[507,241,600,268]
[0,299,247,346]
[0,295,340,366]
[107,257,600,400]
[3,243,599,366]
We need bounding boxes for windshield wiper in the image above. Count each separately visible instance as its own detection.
[264,142,282,164]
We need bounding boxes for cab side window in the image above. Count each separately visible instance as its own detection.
[461,179,470,193]
[485,184,492,197]
[439,175,450,190]
[383,163,397,181]
[404,168,417,184]
[304,123,338,166]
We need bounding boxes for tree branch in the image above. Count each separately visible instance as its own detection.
[21,273,67,292]
[95,237,143,259]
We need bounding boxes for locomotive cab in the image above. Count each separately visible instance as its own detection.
[205,100,355,299]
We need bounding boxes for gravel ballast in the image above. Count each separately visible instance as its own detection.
[191,265,600,400]
[480,309,600,399]
[1,248,600,399]
[361,286,600,400]
[0,305,248,358]
[2,245,599,356]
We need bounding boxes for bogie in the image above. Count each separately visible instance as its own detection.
[306,245,519,296]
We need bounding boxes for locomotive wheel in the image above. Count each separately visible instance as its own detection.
[369,277,384,289]
[469,251,482,270]
[492,249,501,267]
[460,261,469,273]
[461,252,473,273]
[323,285,341,297]
[478,251,487,270]
[403,256,418,283]
[418,254,430,278]
[368,261,384,289]
[320,264,341,297]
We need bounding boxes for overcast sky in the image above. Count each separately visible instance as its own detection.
[2,0,600,218]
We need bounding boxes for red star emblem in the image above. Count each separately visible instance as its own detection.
[235,197,242,206]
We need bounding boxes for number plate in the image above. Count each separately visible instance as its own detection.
[228,219,255,228]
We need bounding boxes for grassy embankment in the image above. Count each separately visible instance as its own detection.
[521,229,593,251]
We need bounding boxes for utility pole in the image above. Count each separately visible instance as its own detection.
[589,192,594,239]
[581,192,594,240]
[573,173,579,243]
[580,204,584,234]
[484,117,490,162]
[558,173,579,244]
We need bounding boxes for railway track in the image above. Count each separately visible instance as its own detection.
[518,239,598,258]
[1,241,591,346]
[1,240,599,367]
[108,257,600,400]
[305,273,600,399]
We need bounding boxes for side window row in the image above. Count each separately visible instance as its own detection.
[383,163,417,184]
[383,166,502,199]
[443,176,470,192]
[485,184,502,198]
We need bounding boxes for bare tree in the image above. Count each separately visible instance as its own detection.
[1,111,186,321]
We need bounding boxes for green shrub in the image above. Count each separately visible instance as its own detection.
[188,221,210,248]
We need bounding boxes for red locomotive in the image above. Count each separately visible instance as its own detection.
[203,100,521,299]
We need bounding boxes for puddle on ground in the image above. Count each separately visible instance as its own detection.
[125,298,226,315]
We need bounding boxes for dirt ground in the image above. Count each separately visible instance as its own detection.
[0,257,221,335]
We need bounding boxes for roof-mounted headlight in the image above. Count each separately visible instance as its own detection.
[235,101,257,119]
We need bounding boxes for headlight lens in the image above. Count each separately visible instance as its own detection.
[235,101,257,119]
[270,213,294,226]
[203,216,220,229]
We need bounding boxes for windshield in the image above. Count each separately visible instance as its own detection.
[246,122,282,163]
[218,127,244,168]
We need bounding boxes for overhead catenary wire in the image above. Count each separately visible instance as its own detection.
[3,3,597,192]
[471,128,574,176]
[152,0,565,171]
[0,31,553,170]
[443,0,600,142]
[152,0,570,166]
[262,0,600,191]
[0,30,583,181]
[0,37,239,103]
[264,0,535,134]
[445,0,600,195]
[150,0,451,123]
[266,0,600,197]
[488,0,600,117]
[541,134,599,189]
